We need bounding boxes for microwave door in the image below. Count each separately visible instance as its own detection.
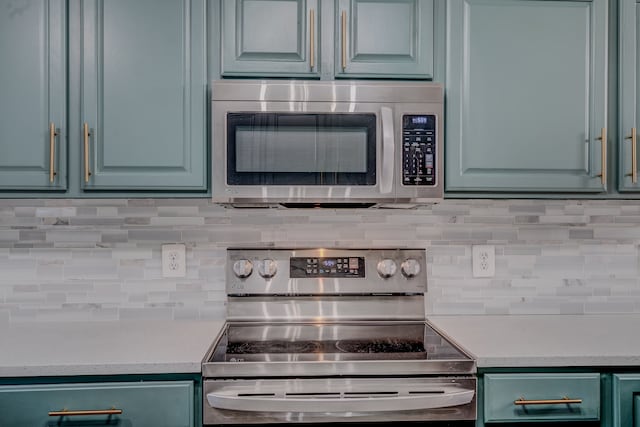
[217,107,391,204]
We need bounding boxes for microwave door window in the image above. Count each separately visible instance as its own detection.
[227,113,376,186]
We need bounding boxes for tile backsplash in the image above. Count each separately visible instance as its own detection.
[1,198,639,323]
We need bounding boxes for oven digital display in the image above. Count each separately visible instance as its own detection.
[290,257,365,278]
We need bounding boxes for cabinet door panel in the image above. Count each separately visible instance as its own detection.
[81,0,206,191]
[484,373,600,423]
[221,0,319,77]
[446,0,607,192]
[336,0,434,78]
[619,0,640,191]
[0,0,66,190]
[0,381,193,426]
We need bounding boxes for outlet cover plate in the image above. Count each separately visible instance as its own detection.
[162,243,186,278]
[472,245,495,278]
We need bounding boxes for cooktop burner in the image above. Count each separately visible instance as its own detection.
[210,322,467,363]
[226,340,324,354]
[334,338,425,353]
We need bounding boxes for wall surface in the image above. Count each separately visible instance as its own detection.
[0,198,639,323]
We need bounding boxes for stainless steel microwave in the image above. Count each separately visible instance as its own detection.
[211,80,443,207]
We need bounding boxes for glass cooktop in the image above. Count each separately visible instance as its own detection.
[209,322,470,363]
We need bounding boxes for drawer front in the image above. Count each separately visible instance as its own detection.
[484,373,600,423]
[0,381,193,426]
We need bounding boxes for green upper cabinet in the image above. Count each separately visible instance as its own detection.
[220,0,434,79]
[80,0,207,191]
[445,0,608,193]
[619,0,640,192]
[221,0,320,77]
[335,0,434,78]
[0,0,67,191]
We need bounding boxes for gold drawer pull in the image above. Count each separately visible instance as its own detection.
[341,10,347,70]
[514,396,582,406]
[309,9,315,70]
[626,127,637,184]
[596,127,607,186]
[49,122,58,183]
[83,122,92,183]
[49,407,123,417]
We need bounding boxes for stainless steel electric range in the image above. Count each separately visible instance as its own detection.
[202,248,476,426]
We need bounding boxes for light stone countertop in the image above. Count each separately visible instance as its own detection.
[0,320,224,377]
[428,314,640,368]
[3,315,640,377]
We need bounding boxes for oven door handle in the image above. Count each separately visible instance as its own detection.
[207,388,474,413]
[380,106,394,194]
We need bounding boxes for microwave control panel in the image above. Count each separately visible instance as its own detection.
[402,115,436,186]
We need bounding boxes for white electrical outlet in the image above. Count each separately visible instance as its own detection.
[472,245,495,278]
[162,243,186,278]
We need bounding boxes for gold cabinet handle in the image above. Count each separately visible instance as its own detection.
[309,9,315,70]
[514,396,582,406]
[49,122,58,183]
[49,408,123,417]
[626,127,637,184]
[83,122,92,183]
[596,127,607,186]
[341,10,347,70]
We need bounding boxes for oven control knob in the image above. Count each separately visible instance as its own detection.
[401,258,421,278]
[232,259,253,278]
[258,259,278,279]
[376,259,397,278]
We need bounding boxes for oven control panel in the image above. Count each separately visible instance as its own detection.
[226,249,426,295]
[402,114,436,186]
[290,257,365,278]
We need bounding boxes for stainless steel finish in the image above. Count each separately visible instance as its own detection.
[226,296,426,323]
[257,259,277,278]
[203,248,476,425]
[211,80,444,206]
[380,106,395,194]
[376,258,397,278]
[232,259,253,278]
[227,248,426,296]
[401,258,421,278]
[204,378,476,425]
[202,320,476,378]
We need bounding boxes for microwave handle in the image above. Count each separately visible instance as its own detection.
[380,106,394,194]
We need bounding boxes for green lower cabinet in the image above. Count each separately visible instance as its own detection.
[483,373,601,424]
[0,381,194,426]
[612,374,640,426]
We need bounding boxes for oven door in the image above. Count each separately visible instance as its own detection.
[203,377,476,425]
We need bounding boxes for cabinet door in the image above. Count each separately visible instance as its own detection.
[612,374,640,426]
[0,0,66,190]
[445,0,608,192]
[80,0,206,191]
[619,0,640,191]
[335,0,434,78]
[0,381,193,426]
[221,0,320,77]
